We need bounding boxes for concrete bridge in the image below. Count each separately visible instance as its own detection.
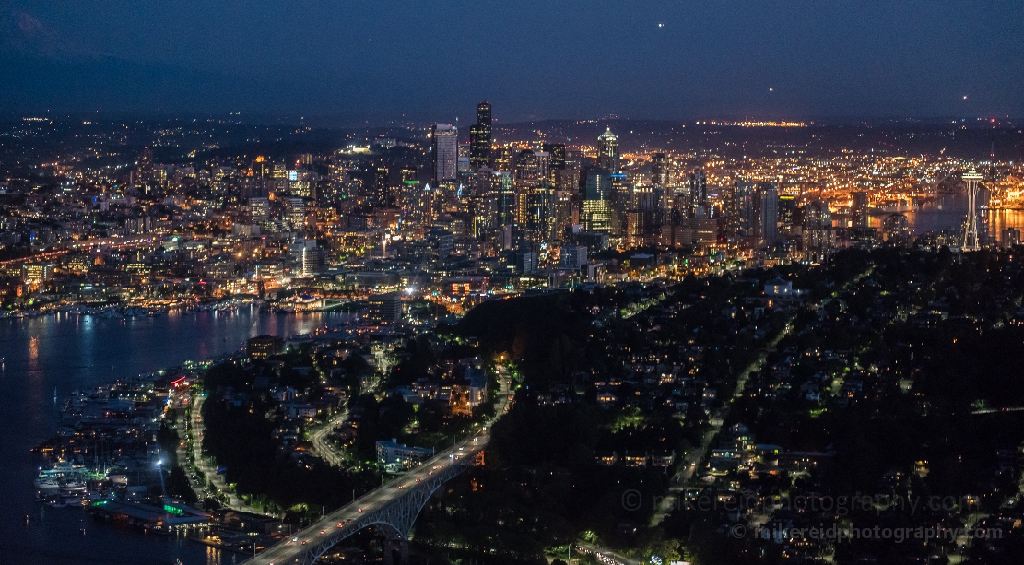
[243,367,512,565]
[243,434,483,565]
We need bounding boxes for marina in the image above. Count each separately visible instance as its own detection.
[32,375,185,514]
[0,308,351,564]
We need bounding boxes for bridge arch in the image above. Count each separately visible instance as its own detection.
[247,454,471,565]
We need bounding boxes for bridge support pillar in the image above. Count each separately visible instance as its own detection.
[383,538,409,565]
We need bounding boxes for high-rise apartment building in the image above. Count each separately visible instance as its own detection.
[732,181,757,239]
[302,246,325,276]
[852,191,869,230]
[287,197,308,230]
[249,197,270,222]
[726,181,779,247]
[758,183,780,247]
[803,201,834,259]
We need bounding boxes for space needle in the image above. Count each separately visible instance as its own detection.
[961,169,983,252]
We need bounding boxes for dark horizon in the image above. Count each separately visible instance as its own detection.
[2,110,1021,131]
[2,1,1022,121]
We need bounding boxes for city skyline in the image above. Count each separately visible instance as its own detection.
[5,91,1024,565]
[6,3,1024,565]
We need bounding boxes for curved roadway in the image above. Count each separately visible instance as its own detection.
[244,367,512,565]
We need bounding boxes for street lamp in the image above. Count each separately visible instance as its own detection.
[156,458,166,496]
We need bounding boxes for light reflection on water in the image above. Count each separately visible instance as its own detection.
[866,194,1024,245]
[0,307,354,565]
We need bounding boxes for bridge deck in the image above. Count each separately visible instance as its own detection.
[243,430,488,565]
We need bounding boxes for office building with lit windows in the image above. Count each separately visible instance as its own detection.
[431,124,458,185]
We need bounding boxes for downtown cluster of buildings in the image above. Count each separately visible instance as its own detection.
[2,111,1022,316]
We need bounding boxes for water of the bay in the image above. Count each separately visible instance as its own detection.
[3,196,1024,564]
[0,305,352,565]
[869,194,1024,244]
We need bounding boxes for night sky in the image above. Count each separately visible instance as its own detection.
[1,0,1022,122]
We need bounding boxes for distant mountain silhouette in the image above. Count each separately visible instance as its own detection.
[0,6,102,59]
[0,6,310,114]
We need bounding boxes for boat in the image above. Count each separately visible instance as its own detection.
[34,478,60,490]
[52,462,76,474]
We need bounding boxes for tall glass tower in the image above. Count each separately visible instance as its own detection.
[470,102,492,168]
[597,127,618,172]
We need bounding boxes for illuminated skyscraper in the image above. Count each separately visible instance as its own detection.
[524,184,555,243]
[803,201,834,260]
[584,168,612,201]
[729,181,757,239]
[470,102,492,168]
[689,169,708,214]
[431,123,458,185]
[597,127,619,172]
[490,171,515,227]
[727,181,779,247]
[136,146,156,194]
[555,185,578,232]
[374,164,390,206]
[758,183,779,247]
[651,152,669,187]
[399,167,420,213]
[778,194,798,235]
[627,184,664,248]
[582,168,613,233]
[138,146,154,181]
